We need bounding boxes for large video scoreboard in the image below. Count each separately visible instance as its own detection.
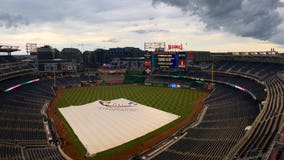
[152,51,187,69]
[156,54,178,68]
[144,51,198,69]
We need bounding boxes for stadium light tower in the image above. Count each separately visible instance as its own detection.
[78,43,85,52]
[210,55,215,90]
[185,42,189,51]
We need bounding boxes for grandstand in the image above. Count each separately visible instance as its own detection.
[0,75,65,160]
[0,56,35,81]
[141,54,284,160]
[98,68,126,84]
[152,85,259,160]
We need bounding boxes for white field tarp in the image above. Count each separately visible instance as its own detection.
[59,98,180,155]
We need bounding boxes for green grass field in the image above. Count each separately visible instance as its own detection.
[57,85,205,159]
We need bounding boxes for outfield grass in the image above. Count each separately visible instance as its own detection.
[57,85,205,159]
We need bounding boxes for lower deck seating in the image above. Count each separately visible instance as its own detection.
[0,76,65,160]
[0,143,22,160]
[24,147,65,160]
[153,85,259,160]
[233,76,284,159]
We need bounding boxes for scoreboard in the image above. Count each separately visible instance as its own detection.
[144,51,193,69]
[152,51,188,69]
[156,54,178,68]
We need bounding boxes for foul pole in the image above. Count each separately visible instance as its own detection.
[211,63,214,85]
[53,63,57,88]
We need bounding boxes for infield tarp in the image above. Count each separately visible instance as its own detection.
[59,98,180,155]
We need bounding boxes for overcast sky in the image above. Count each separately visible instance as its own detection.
[1,0,284,53]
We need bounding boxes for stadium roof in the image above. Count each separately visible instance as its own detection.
[0,45,20,53]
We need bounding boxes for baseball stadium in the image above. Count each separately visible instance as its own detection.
[0,43,283,160]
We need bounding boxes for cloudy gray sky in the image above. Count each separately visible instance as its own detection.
[1,0,284,53]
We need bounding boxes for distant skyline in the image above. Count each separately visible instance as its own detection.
[1,0,284,54]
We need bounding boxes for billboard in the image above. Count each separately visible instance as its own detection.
[178,52,186,68]
[144,53,152,68]
[26,43,37,54]
[169,83,181,88]
[151,54,157,68]
[187,52,195,60]
[144,59,151,68]
[187,52,195,66]
[144,42,166,51]
[172,54,178,68]
[178,59,186,68]
[168,44,183,51]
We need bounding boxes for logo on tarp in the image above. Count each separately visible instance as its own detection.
[99,101,111,107]
[99,100,138,108]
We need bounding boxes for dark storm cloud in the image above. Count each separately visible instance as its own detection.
[0,12,29,28]
[133,29,169,34]
[0,0,73,27]
[0,0,134,28]
[152,0,283,41]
